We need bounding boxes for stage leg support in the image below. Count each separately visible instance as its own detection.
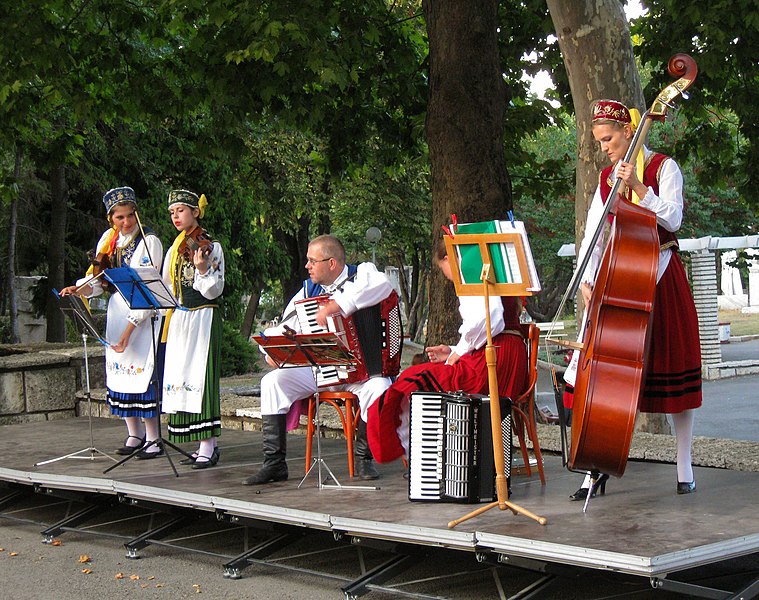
[40,498,115,543]
[222,532,302,579]
[123,512,197,559]
[341,553,424,599]
[0,485,29,512]
[650,575,741,599]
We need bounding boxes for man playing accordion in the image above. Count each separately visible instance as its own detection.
[242,235,398,485]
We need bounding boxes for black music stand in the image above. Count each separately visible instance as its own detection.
[443,230,547,528]
[253,331,379,491]
[100,266,193,477]
[34,292,118,467]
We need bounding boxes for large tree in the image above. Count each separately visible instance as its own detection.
[422,0,513,344]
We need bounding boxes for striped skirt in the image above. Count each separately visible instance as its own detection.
[167,309,222,442]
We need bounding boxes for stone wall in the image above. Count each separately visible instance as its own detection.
[0,343,105,425]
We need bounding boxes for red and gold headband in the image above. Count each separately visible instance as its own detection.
[592,100,631,124]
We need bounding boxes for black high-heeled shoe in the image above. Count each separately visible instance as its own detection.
[569,473,609,501]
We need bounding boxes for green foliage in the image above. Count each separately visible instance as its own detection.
[1,0,756,348]
[633,0,759,204]
[511,114,576,320]
[219,320,258,376]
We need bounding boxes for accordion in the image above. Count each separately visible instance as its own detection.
[294,291,402,387]
[408,391,512,503]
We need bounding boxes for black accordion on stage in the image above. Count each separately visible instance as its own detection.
[408,391,512,503]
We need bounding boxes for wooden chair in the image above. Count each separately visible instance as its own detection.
[512,323,545,484]
[304,391,360,477]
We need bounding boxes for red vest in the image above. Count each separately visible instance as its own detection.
[599,153,679,249]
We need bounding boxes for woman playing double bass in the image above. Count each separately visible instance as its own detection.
[564,99,702,500]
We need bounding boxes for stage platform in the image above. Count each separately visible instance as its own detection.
[1,417,758,599]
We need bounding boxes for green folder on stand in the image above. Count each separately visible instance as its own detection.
[454,221,513,284]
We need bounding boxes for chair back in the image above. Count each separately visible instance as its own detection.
[516,323,540,405]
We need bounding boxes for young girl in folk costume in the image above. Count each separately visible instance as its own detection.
[367,238,528,463]
[161,190,224,469]
[60,187,164,457]
[564,100,702,500]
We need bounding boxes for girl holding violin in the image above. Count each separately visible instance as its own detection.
[161,189,224,469]
[565,100,702,499]
[60,187,164,457]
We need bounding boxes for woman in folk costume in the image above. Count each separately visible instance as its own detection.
[60,186,164,457]
[564,100,702,501]
[161,190,224,469]
[367,238,528,463]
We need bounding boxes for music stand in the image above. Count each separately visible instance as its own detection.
[442,228,547,528]
[100,266,193,477]
[253,331,379,491]
[34,291,118,467]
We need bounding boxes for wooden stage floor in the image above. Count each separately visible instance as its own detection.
[1,417,758,597]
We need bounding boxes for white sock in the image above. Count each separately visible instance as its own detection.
[195,438,215,462]
[672,409,695,483]
[144,417,160,443]
[124,417,144,446]
[580,471,593,490]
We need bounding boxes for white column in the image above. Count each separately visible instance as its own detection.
[690,249,721,366]
[745,252,759,312]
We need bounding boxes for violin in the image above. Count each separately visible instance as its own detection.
[87,249,114,293]
[179,226,213,261]
[568,54,698,478]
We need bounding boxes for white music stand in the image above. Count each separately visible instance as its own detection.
[253,331,378,491]
[35,292,117,467]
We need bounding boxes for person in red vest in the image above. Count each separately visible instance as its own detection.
[564,99,702,500]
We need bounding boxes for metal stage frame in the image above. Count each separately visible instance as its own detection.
[1,417,758,599]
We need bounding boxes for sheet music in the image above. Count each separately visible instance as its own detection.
[54,292,112,346]
[450,220,542,293]
[104,266,178,310]
[496,220,542,292]
[252,332,356,370]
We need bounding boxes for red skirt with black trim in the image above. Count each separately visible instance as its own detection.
[640,252,702,413]
[563,253,702,414]
[367,332,528,463]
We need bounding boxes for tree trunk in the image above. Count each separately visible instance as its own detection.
[45,163,68,342]
[7,148,22,343]
[546,0,644,256]
[422,0,512,345]
[547,0,668,434]
[275,215,311,309]
[240,288,261,341]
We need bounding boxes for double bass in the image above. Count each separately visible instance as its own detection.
[568,54,698,478]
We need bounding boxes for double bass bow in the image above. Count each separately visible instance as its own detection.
[567,54,698,478]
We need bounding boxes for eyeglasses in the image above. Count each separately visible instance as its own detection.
[306,257,332,266]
